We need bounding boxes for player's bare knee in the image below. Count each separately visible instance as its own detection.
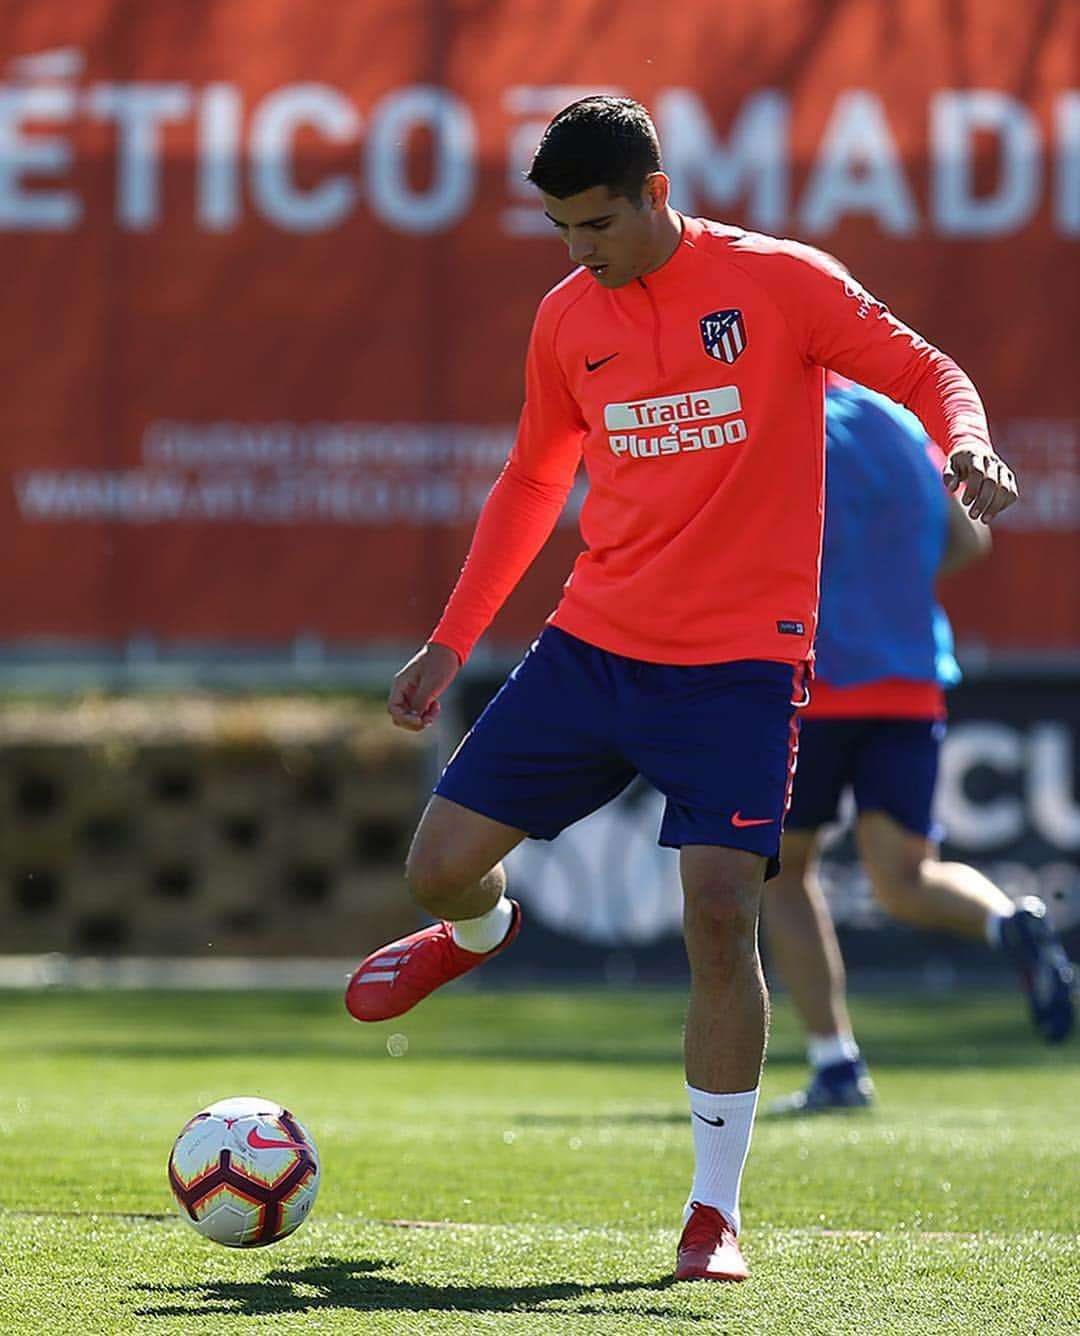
[684,881,759,961]
[869,863,926,919]
[404,847,469,916]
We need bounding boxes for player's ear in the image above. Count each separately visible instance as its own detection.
[643,172,669,212]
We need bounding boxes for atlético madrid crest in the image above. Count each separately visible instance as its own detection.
[700,309,747,363]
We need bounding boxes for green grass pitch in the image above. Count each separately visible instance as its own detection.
[1,986,1077,1334]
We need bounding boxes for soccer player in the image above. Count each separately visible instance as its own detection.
[344,97,1018,1282]
[764,376,1075,1115]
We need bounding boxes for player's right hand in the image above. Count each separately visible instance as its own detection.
[943,446,1018,522]
[387,642,462,732]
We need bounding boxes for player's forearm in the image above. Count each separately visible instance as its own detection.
[939,491,992,575]
[781,248,995,459]
[900,351,993,459]
[428,459,573,663]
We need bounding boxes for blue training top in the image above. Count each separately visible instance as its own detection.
[816,380,960,689]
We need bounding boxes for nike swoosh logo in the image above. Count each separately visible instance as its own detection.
[585,352,619,372]
[731,812,774,828]
[693,1113,726,1127]
[246,1126,307,1152]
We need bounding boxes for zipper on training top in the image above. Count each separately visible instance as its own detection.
[637,276,665,379]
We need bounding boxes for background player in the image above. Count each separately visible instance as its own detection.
[764,376,1074,1114]
[344,97,1018,1282]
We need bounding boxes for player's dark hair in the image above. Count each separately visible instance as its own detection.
[526,96,662,203]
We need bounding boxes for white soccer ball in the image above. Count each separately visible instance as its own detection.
[168,1095,320,1247]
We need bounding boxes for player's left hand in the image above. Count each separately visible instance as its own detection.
[387,641,461,732]
[943,447,1018,522]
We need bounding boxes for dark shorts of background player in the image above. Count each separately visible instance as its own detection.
[785,715,945,839]
[435,626,804,880]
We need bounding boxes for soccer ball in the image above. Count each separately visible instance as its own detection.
[168,1095,320,1247]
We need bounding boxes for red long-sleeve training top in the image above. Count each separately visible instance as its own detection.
[431,215,991,667]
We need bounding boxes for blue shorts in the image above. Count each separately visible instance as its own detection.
[435,626,803,877]
[786,716,944,838]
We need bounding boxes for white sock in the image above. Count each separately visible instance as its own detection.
[684,1084,759,1235]
[451,896,513,954]
[807,1031,860,1070]
[986,907,1015,949]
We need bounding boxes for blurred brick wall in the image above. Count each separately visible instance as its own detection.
[0,698,425,956]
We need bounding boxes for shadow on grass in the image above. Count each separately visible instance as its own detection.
[514,1111,686,1127]
[135,1255,682,1320]
[14,991,1075,1071]
[43,1041,691,1066]
[43,1028,1074,1070]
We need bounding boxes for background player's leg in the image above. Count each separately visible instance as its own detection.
[856,811,1075,1042]
[855,811,1011,936]
[761,828,851,1039]
[762,830,873,1113]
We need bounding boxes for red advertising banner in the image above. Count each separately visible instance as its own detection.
[2,1,1078,656]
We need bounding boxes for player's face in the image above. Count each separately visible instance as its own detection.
[540,176,674,288]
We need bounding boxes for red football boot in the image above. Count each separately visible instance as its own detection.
[345,900,522,1022]
[675,1201,749,1282]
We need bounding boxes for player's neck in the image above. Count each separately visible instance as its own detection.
[640,207,684,278]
